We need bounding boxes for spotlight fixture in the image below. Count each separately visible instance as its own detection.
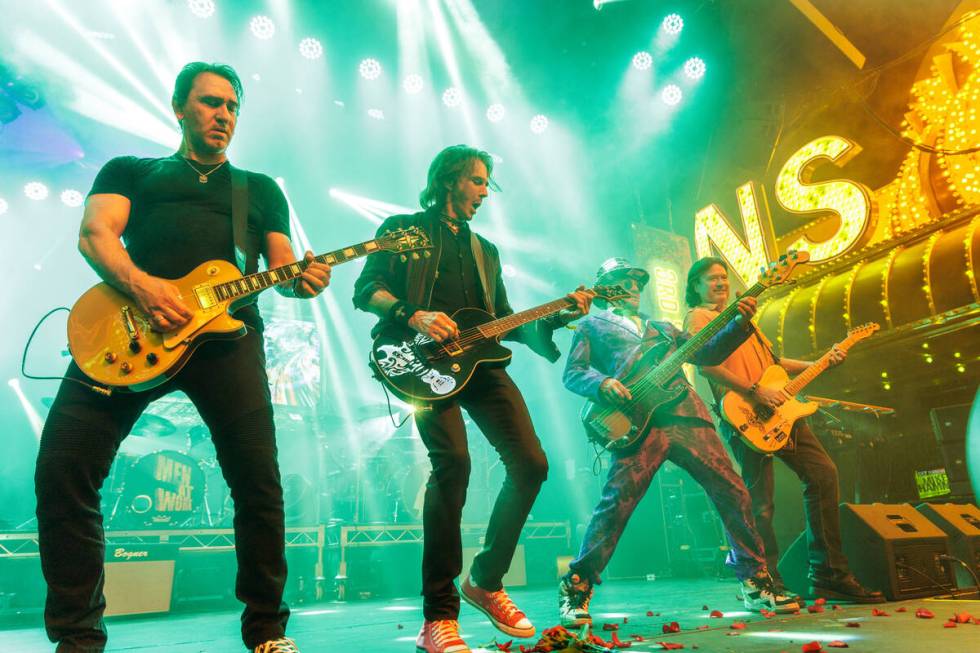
[530,114,549,134]
[60,189,84,207]
[486,103,505,123]
[662,13,684,35]
[249,15,275,40]
[684,57,706,80]
[187,0,215,19]
[403,74,423,94]
[661,84,683,106]
[298,38,323,60]
[359,58,382,80]
[24,182,49,201]
[632,51,653,71]
[442,87,462,108]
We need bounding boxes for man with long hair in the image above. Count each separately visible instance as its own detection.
[685,256,883,603]
[353,144,592,653]
[35,62,329,653]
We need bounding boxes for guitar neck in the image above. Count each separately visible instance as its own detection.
[644,281,767,386]
[212,239,382,302]
[783,335,861,395]
[478,297,574,339]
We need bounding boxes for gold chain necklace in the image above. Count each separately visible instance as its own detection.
[182,157,227,184]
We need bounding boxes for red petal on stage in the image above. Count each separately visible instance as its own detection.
[944,621,957,628]
[611,632,632,648]
[871,608,889,616]
[814,598,827,606]
[697,625,709,631]
[954,612,974,623]
[495,640,513,651]
[661,621,681,633]
[709,610,724,618]
[845,622,861,628]
[647,611,655,617]
[801,641,823,652]
[631,634,645,641]
[915,608,935,619]
[895,607,907,612]
[832,604,841,611]
[602,623,619,631]
[730,622,747,630]
[827,641,849,648]
[656,642,684,650]
[807,605,825,614]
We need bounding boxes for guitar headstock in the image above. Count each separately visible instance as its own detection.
[376,226,433,254]
[757,250,810,288]
[591,284,633,303]
[846,322,880,342]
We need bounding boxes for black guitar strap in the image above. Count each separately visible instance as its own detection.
[470,230,495,314]
[230,166,258,275]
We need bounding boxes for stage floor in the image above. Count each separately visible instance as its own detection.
[4,578,979,651]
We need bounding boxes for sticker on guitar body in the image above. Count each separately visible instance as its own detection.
[375,335,457,395]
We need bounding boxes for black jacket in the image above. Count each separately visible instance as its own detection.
[352,206,562,362]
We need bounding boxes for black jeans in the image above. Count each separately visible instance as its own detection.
[414,366,548,621]
[725,419,849,582]
[35,329,289,651]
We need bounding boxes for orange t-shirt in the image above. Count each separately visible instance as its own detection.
[684,305,777,403]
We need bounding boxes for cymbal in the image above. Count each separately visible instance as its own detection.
[131,413,178,438]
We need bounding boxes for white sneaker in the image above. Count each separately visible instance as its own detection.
[741,575,799,613]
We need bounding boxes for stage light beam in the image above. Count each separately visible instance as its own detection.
[486,103,505,123]
[298,38,323,60]
[530,114,549,134]
[250,15,276,40]
[25,182,49,201]
[684,57,706,80]
[661,84,683,106]
[403,74,424,94]
[442,87,463,108]
[662,13,684,35]
[632,51,653,71]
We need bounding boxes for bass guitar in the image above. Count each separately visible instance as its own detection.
[581,250,810,451]
[370,285,630,402]
[721,322,880,452]
[67,227,432,392]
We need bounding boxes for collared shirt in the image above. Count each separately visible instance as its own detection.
[427,219,484,313]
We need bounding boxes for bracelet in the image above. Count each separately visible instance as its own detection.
[389,300,420,326]
[747,382,759,395]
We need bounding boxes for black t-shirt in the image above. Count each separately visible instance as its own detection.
[88,154,290,328]
[428,220,485,313]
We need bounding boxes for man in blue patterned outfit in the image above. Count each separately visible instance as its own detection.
[556,258,798,626]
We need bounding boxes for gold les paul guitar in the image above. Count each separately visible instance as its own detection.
[67,227,432,392]
[720,322,880,453]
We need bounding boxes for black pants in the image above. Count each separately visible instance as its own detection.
[414,366,548,621]
[725,419,849,582]
[35,329,289,651]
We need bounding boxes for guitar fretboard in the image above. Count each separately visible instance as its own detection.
[213,240,381,301]
[476,297,572,338]
[783,332,865,396]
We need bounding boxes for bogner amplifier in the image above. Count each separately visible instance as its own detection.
[104,543,178,616]
[840,503,955,600]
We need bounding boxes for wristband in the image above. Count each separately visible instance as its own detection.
[389,300,420,326]
[748,382,759,396]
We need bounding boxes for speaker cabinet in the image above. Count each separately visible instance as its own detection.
[104,544,178,616]
[917,503,980,589]
[840,503,955,600]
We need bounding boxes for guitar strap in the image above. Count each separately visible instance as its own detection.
[469,230,495,314]
[230,166,258,275]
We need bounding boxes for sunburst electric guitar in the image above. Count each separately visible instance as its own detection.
[67,227,432,392]
[580,251,810,451]
[720,322,880,453]
[370,284,631,402]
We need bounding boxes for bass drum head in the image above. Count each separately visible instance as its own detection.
[112,450,205,529]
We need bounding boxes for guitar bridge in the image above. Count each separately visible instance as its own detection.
[441,340,464,357]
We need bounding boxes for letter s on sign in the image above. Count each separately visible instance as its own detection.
[775,135,875,263]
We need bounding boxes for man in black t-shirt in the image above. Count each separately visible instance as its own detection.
[35,62,329,653]
[353,145,592,653]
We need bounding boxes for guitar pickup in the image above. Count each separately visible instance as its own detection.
[193,283,218,309]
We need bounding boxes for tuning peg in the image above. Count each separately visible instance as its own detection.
[423,250,431,258]
[411,252,420,260]
[400,254,408,262]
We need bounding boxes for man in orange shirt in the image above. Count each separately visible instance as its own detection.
[684,256,883,603]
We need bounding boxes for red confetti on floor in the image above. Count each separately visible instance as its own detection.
[915,608,935,619]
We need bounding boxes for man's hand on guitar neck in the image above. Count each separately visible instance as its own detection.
[555,286,594,325]
[129,272,194,332]
[599,378,633,405]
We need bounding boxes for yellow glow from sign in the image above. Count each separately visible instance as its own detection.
[694,182,772,286]
[652,265,682,329]
[775,136,874,262]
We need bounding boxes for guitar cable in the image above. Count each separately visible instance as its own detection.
[20,307,113,397]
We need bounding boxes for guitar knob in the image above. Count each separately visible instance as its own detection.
[120,362,133,374]
[146,352,159,366]
[451,364,461,372]
[104,352,118,363]
[129,340,142,354]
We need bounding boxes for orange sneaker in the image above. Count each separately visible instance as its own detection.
[460,575,535,638]
[416,619,471,653]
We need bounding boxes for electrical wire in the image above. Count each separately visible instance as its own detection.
[21,307,112,396]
